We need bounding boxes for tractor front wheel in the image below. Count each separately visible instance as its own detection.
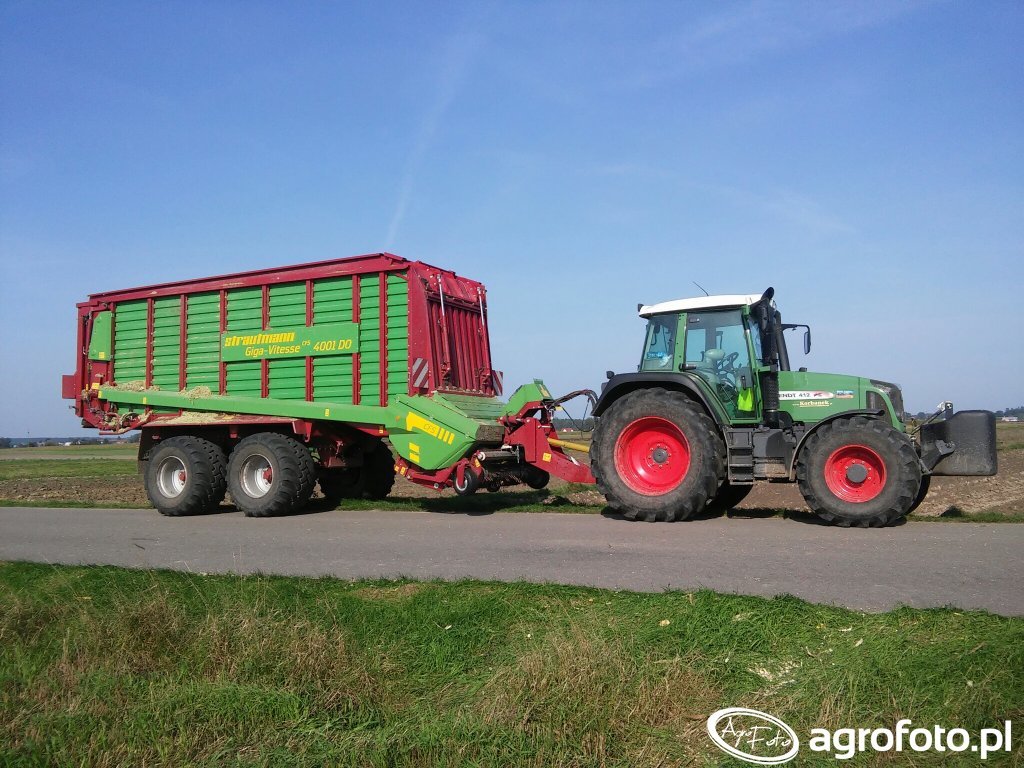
[591,388,724,522]
[796,416,922,527]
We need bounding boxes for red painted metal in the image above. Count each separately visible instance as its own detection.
[824,444,886,502]
[86,252,409,303]
[408,264,495,396]
[613,417,690,495]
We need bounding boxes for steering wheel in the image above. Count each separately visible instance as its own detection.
[720,351,740,372]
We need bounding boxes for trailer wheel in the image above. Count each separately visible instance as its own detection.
[318,468,363,502]
[453,466,480,496]
[361,441,396,500]
[591,388,725,522]
[228,433,316,517]
[796,416,921,527]
[144,436,227,516]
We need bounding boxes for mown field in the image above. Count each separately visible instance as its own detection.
[1,562,1021,766]
[1,423,1021,520]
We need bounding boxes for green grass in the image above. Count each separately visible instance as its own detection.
[0,459,136,481]
[0,444,137,459]
[0,562,1020,767]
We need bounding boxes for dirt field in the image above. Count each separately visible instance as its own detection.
[1,424,1021,519]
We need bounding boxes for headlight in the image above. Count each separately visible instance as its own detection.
[869,379,905,421]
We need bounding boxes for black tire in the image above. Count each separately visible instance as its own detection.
[907,473,931,514]
[453,466,479,496]
[318,468,363,502]
[796,416,922,527]
[227,433,315,517]
[144,436,227,516]
[524,467,550,490]
[707,481,753,512]
[361,440,396,500]
[591,388,725,522]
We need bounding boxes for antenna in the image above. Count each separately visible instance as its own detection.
[693,281,710,297]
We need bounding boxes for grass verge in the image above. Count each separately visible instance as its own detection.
[0,459,136,481]
[1,562,1021,766]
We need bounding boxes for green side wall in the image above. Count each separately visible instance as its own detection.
[109,272,410,406]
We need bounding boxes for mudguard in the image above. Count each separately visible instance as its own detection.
[594,373,727,425]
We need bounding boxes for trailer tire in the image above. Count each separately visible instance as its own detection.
[591,388,725,522]
[361,441,396,500]
[228,433,315,517]
[796,416,921,527]
[145,436,227,516]
[319,468,363,502]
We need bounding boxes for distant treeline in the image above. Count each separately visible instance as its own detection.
[0,434,140,448]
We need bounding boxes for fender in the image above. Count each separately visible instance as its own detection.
[594,373,728,425]
[787,409,888,478]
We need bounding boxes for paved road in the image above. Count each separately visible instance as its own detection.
[1,506,1021,615]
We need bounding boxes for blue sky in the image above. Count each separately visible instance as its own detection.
[1,1,1021,436]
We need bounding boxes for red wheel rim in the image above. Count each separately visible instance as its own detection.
[824,444,886,503]
[614,417,690,495]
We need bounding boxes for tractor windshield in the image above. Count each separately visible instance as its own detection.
[639,314,678,372]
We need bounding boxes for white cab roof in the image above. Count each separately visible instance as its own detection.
[639,293,766,317]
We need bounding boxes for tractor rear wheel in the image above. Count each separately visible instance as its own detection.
[796,416,921,527]
[228,433,316,517]
[591,388,725,522]
[144,436,227,516]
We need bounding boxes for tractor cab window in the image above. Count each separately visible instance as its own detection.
[639,314,678,372]
[684,309,757,417]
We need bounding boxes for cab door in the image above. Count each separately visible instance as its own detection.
[682,309,759,421]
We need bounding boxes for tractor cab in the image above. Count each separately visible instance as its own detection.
[637,291,786,422]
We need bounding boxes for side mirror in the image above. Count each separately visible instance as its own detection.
[803,328,811,355]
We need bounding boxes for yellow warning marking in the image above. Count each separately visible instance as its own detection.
[542,452,552,463]
[98,390,104,398]
[325,408,331,417]
[142,397,148,405]
[409,442,420,453]
[99,352,106,359]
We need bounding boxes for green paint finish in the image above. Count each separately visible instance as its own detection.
[98,385,394,429]
[358,275,382,402]
[113,302,146,382]
[386,275,410,398]
[151,297,181,391]
[226,287,262,399]
[221,323,360,362]
[185,293,220,390]
[312,276,355,404]
[777,371,868,423]
[268,283,307,401]
[503,380,553,416]
[388,393,483,469]
[88,311,114,362]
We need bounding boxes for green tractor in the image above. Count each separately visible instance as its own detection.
[590,288,997,527]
